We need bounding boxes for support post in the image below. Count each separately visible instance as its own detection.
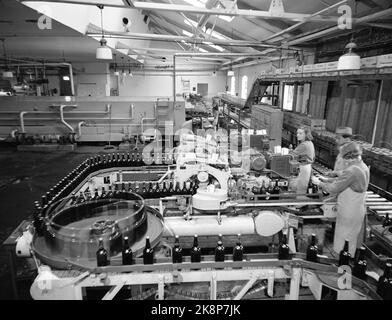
[288,267,301,300]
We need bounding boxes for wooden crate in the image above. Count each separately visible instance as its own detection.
[252,104,283,149]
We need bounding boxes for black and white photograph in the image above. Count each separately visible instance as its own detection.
[0,0,391,306]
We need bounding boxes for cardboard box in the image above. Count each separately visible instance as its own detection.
[361,56,377,69]
[303,64,314,73]
[377,54,392,68]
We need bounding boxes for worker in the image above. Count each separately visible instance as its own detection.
[312,141,369,256]
[290,126,315,195]
[330,127,353,177]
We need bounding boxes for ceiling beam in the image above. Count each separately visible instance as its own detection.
[365,22,392,30]
[263,0,348,42]
[21,0,344,23]
[219,6,392,69]
[87,30,296,49]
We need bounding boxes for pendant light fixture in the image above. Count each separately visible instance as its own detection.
[338,1,360,70]
[96,5,113,60]
[1,39,13,78]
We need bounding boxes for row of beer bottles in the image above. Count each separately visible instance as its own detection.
[305,236,372,283]
[96,234,245,267]
[86,152,174,169]
[73,180,198,204]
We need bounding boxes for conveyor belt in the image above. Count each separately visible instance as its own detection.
[312,163,392,219]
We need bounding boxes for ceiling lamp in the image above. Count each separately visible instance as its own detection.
[227,70,234,76]
[337,41,360,70]
[96,5,112,60]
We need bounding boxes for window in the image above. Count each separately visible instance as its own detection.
[283,84,295,111]
[230,77,235,96]
[241,75,248,99]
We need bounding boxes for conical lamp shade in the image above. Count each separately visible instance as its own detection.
[96,46,112,60]
[338,52,360,70]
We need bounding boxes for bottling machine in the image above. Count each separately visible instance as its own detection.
[9,130,385,300]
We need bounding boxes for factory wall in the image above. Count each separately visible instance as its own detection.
[73,62,110,97]
[116,72,227,98]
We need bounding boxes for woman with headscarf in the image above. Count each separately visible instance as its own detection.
[312,141,369,256]
[290,126,315,195]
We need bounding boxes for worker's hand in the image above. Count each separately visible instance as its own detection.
[311,176,321,186]
[318,175,328,182]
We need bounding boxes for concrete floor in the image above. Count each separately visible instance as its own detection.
[0,145,105,299]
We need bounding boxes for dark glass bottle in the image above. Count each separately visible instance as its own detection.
[107,185,113,198]
[172,235,183,263]
[143,236,154,265]
[353,247,367,280]
[96,238,109,267]
[77,191,85,204]
[383,213,392,227]
[168,181,174,194]
[278,234,290,260]
[215,234,225,262]
[174,182,181,194]
[190,234,201,263]
[266,181,274,198]
[122,236,133,265]
[338,240,351,267]
[232,234,244,262]
[93,188,99,200]
[101,186,107,199]
[260,181,267,197]
[377,262,392,300]
[162,181,169,197]
[136,153,142,165]
[306,234,319,263]
[272,180,280,200]
[141,183,148,196]
[33,202,44,236]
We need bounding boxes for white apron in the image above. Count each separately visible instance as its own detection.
[293,163,312,195]
[333,187,367,256]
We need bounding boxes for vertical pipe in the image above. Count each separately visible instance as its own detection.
[173,55,176,107]
[371,80,383,146]
[68,64,75,96]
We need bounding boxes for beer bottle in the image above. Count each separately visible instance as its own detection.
[172,235,183,263]
[190,234,201,263]
[101,186,107,199]
[353,247,367,280]
[174,182,181,194]
[92,188,99,200]
[266,181,274,199]
[168,181,174,194]
[383,213,392,227]
[278,233,291,260]
[260,180,267,196]
[162,181,169,197]
[122,236,133,265]
[338,240,351,267]
[306,234,319,263]
[77,191,85,204]
[377,262,392,300]
[272,180,280,199]
[107,185,113,198]
[143,236,154,265]
[232,234,244,262]
[215,234,225,262]
[96,238,109,267]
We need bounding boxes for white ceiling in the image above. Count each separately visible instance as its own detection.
[0,0,391,71]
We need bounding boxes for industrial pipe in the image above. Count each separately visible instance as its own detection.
[60,105,75,133]
[78,121,86,138]
[163,215,256,237]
